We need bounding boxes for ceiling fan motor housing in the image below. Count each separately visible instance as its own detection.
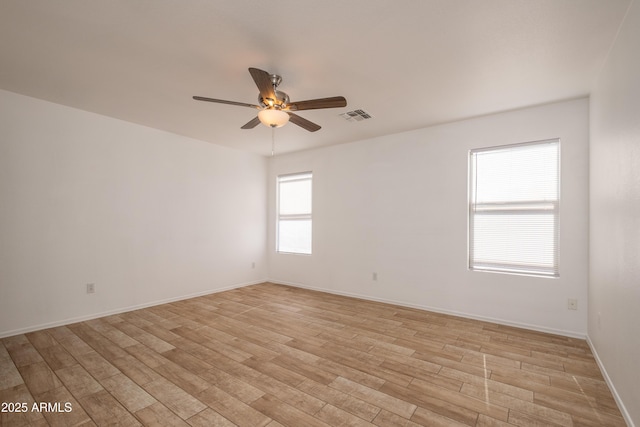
[259,90,289,109]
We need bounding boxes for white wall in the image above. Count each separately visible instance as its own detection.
[269,98,589,337]
[0,90,267,337]
[589,0,640,424]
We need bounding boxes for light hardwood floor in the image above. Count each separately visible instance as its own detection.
[0,283,626,426]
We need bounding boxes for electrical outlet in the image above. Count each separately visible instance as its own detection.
[567,298,577,310]
[372,272,378,281]
[86,283,95,294]
[252,262,256,269]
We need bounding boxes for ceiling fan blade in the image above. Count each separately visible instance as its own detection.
[241,116,261,129]
[193,96,261,109]
[287,96,347,111]
[248,67,276,103]
[287,112,321,132]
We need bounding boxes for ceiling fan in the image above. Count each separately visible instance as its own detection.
[193,67,347,132]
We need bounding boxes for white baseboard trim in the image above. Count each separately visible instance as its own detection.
[586,336,635,427]
[4,278,585,340]
[0,279,267,339]
[270,279,587,339]
[5,279,631,425]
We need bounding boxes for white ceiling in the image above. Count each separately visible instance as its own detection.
[0,0,631,156]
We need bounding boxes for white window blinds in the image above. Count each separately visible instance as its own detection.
[277,172,312,254]
[469,140,560,277]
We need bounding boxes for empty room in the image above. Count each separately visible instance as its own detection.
[1,1,638,426]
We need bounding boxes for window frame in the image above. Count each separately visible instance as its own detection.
[468,139,560,278]
[276,171,313,255]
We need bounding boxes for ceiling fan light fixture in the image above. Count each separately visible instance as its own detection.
[258,108,290,128]
[193,67,346,132]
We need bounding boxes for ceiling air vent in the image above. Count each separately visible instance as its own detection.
[339,109,373,122]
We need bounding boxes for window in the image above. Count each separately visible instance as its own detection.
[277,172,312,254]
[469,139,559,277]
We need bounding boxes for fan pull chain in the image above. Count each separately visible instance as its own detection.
[271,126,276,157]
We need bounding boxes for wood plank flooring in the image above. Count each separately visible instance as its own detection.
[0,283,626,426]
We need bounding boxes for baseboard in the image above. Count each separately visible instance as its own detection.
[586,336,635,427]
[0,279,267,339]
[270,279,587,339]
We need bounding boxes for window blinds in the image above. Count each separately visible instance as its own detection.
[469,140,559,277]
[277,172,312,254]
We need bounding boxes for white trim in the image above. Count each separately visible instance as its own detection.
[8,278,630,424]
[586,336,635,427]
[4,277,587,340]
[270,279,587,339]
[276,171,313,255]
[0,279,266,339]
[468,139,560,278]
[470,137,560,154]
